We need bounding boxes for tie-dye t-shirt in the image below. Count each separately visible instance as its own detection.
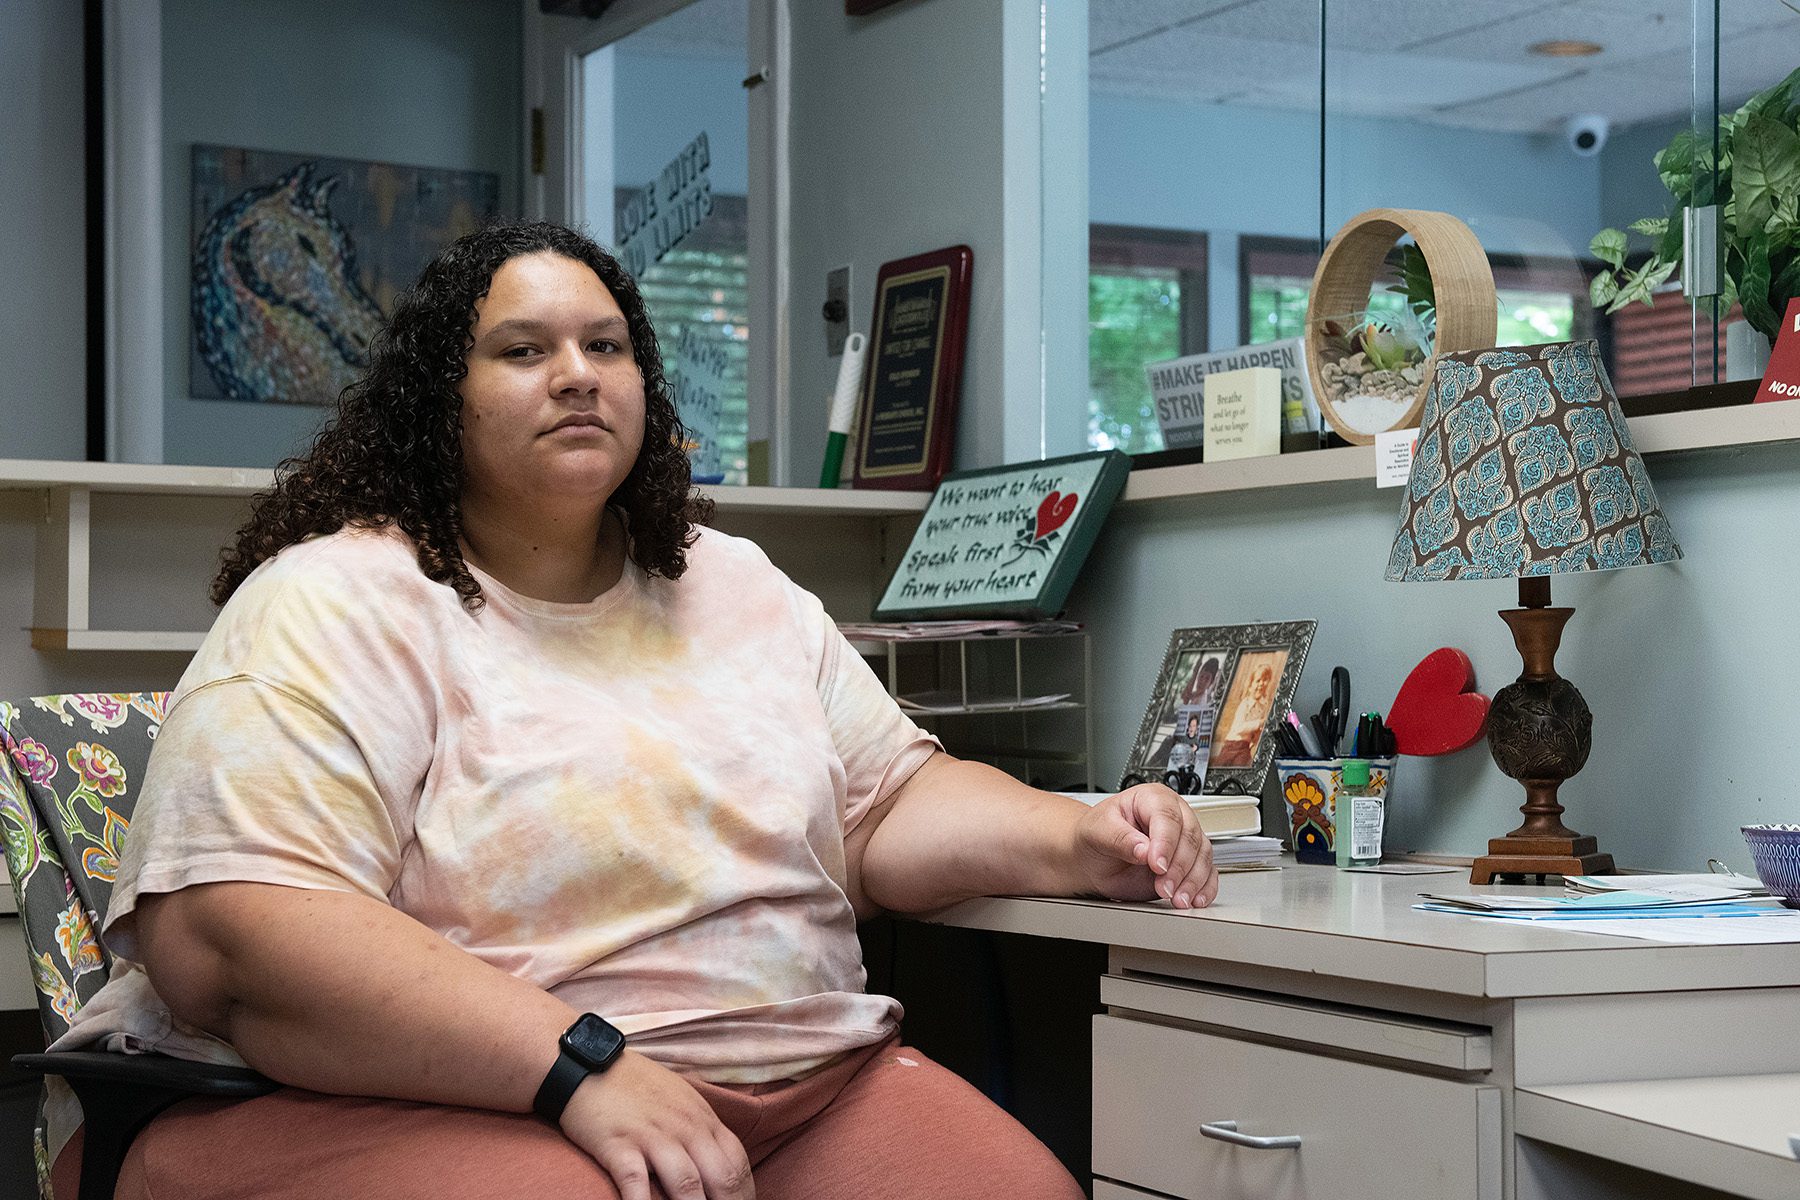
[61,523,939,1092]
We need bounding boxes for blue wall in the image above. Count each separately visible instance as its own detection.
[612,50,749,196]
[160,0,521,468]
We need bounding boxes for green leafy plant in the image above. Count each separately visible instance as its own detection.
[1385,243,1437,340]
[1590,67,1800,341]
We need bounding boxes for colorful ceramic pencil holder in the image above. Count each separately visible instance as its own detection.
[1275,757,1398,865]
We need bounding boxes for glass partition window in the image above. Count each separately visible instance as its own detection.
[581,0,749,485]
[1079,0,1766,456]
[1088,225,1208,454]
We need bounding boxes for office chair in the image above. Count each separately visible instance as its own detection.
[0,692,274,1200]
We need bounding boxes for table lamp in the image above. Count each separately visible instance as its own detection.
[1385,340,1681,884]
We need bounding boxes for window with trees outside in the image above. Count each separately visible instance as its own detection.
[1239,236,1586,352]
[1088,225,1208,455]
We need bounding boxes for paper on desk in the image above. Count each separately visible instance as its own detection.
[1479,912,1800,944]
[895,690,1071,714]
[1466,903,1780,921]
[1343,863,1459,875]
[1566,873,1765,896]
[1419,884,1753,913]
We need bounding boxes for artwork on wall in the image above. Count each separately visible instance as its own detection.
[190,145,500,406]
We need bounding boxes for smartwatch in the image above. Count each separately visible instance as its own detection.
[533,1013,627,1124]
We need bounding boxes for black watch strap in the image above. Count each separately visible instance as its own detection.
[534,1014,626,1124]
[532,1050,593,1124]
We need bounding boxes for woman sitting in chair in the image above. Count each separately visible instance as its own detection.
[51,221,1217,1200]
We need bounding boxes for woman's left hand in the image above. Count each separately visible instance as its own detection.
[1071,783,1218,909]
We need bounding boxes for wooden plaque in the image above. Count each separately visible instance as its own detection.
[853,246,973,491]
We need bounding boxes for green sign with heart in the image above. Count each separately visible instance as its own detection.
[872,450,1131,621]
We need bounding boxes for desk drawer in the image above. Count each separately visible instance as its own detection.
[1094,1014,1502,1200]
[1103,973,1492,1072]
[1094,1182,1163,1200]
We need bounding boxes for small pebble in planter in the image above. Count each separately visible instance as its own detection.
[1315,319,1428,438]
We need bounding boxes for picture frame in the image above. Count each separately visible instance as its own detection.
[1121,620,1317,797]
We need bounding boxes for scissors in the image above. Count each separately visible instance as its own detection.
[1328,666,1351,755]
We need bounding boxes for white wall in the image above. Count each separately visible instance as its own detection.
[785,0,1074,486]
[159,0,521,469]
[1,0,90,462]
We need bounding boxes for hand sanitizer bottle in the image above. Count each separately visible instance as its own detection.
[1335,758,1383,868]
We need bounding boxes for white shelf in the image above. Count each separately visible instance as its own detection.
[0,458,274,496]
[14,399,1798,652]
[9,396,1789,516]
[0,459,930,518]
[30,629,208,652]
[696,483,927,516]
[1120,397,1800,505]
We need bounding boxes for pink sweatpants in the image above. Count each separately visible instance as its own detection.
[54,1037,1085,1199]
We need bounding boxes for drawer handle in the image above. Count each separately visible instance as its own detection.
[1200,1120,1302,1150]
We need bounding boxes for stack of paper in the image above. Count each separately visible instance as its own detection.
[1062,794,1261,839]
[895,689,1073,714]
[1565,872,1766,896]
[838,619,1083,641]
[1212,835,1282,871]
[1414,882,1800,943]
[1417,884,1768,919]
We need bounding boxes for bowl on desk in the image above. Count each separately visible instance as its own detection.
[1741,824,1800,908]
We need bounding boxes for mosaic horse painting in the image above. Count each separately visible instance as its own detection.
[192,162,384,406]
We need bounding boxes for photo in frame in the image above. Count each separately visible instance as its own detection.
[1121,621,1316,796]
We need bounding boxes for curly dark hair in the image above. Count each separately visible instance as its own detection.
[211,220,713,611]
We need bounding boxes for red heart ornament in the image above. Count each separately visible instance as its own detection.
[1034,491,1077,540]
[1385,647,1490,757]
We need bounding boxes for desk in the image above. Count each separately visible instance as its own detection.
[927,863,1800,1200]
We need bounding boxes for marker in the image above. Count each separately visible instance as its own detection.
[1287,710,1323,758]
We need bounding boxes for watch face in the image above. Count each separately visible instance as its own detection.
[564,1014,626,1069]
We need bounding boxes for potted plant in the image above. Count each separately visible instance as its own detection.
[1589,67,1800,351]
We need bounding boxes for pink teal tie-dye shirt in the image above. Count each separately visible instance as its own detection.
[62,524,938,1095]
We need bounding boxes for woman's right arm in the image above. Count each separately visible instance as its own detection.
[134,881,755,1200]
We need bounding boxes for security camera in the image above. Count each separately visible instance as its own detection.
[1565,113,1609,157]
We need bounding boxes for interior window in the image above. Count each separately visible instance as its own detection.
[581,0,749,485]
[1087,225,1208,454]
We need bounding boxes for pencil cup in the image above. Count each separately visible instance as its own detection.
[1275,757,1398,865]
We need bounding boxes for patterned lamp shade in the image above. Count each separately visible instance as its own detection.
[1386,340,1681,582]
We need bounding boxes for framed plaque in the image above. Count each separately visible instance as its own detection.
[852,245,973,491]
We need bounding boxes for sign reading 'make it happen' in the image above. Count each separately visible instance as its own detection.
[1755,298,1800,404]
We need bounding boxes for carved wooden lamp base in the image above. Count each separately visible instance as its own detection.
[1472,576,1616,885]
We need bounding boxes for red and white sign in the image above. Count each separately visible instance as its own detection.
[1755,298,1800,404]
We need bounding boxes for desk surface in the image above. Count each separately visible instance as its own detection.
[1518,1074,1800,1200]
[927,861,1800,998]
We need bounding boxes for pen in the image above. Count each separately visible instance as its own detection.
[1289,710,1323,758]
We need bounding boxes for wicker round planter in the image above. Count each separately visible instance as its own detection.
[1304,208,1498,446]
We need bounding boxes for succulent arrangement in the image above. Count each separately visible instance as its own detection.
[1311,245,1434,432]
[1589,67,1800,342]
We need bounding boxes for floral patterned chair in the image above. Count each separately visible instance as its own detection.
[0,693,273,1200]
